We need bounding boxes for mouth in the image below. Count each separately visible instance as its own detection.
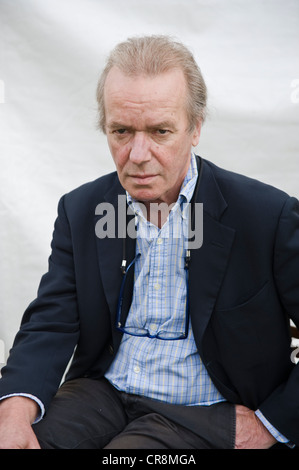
[129,174,157,185]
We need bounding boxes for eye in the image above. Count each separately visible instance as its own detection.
[114,129,127,135]
[154,129,171,136]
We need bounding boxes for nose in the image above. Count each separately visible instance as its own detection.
[129,132,151,164]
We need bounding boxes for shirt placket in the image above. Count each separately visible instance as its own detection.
[147,223,168,336]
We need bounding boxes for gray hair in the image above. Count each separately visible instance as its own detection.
[96,35,207,133]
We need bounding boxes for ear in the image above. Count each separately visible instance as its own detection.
[191,120,202,147]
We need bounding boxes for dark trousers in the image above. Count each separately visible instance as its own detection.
[33,378,236,449]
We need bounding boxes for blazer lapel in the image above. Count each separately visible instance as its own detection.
[94,177,136,331]
[189,159,236,358]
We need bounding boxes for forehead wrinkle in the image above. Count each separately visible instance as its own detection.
[106,80,186,113]
[106,100,180,130]
[109,94,177,112]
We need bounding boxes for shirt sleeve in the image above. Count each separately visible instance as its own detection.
[0,393,45,424]
[255,409,294,447]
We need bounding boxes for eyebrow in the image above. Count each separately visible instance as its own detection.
[106,120,178,131]
[149,121,178,131]
[106,122,133,131]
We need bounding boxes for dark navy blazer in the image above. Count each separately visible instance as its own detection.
[1,157,299,444]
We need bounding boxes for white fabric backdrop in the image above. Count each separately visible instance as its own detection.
[0,0,298,365]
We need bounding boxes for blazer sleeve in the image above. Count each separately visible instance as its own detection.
[259,196,299,445]
[0,196,80,411]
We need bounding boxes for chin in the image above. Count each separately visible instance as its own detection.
[126,186,153,201]
[133,194,156,203]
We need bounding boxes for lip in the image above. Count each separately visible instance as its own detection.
[130,174,157,184]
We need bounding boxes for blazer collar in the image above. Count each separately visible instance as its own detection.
[94,175,136,347]
[194,155,227,220]
[189,157,235,356]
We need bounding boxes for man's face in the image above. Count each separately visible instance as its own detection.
[104,66,201,206]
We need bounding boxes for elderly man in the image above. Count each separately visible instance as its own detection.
[0,36,298,449]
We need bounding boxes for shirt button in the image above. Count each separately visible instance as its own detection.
[154,284,160,290]
[149,324,158,335]
[133,366,140,374]
[157,238,163,245]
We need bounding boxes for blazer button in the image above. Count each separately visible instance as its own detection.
[108,344,114,355]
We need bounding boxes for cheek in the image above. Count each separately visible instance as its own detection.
[109,143,128,171]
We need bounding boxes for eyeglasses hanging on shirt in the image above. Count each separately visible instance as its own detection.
[116,156,203,341]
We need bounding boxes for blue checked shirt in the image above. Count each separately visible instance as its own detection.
[105,153,289,444]
[105,154,226,406]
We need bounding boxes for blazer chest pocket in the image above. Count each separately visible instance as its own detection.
[215,281,269,320]
[211,281,272,367]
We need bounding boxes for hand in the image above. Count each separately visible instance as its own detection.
[0,396,41,449]
[235,405,277,449]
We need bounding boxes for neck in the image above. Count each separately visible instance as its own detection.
[140,201,175,228]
